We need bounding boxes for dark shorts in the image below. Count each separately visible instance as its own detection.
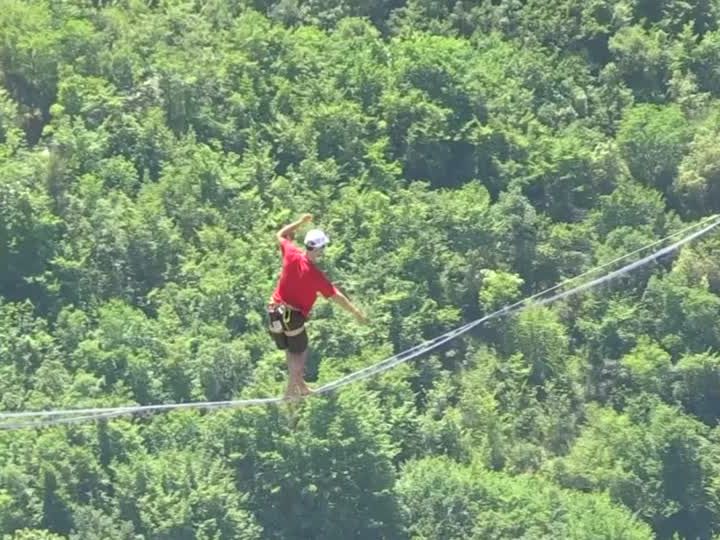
[267,304,308,354]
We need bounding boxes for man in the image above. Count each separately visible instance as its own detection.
[268,213,368,400]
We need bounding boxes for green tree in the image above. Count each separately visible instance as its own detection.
[0,1,59,143]
[640,272,720,355]
[397,456,653,539]
[113,450,261,540]
[609,26,671,101]
[3,530,67,540]
[506,305,570,387]
[673,110,720,216]
[552,399,719,538]
[68,505,136,540]
[213,388,404,539]
[621,337,673,396]
[616,104,692,191]
[0,154,61,305]
[672,352,720,425]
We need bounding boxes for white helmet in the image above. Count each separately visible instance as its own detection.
[304,229,329,249]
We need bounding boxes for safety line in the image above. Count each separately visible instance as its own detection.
[313,215,720,395]
[2,215,718,429]
[504,213,720,307]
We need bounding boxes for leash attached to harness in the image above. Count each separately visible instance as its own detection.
[268,303,306,336]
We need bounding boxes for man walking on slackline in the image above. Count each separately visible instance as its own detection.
[268,213,368,399]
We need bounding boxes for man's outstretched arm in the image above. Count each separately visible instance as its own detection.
[276,213,312,243]
[330,291,368,324]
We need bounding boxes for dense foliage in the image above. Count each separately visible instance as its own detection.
[1,0,719,538]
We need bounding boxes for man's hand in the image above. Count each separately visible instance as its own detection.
[330,292,369,325]
[277,213,313,242]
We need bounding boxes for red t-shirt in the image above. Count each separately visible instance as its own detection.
[272,238,338,318]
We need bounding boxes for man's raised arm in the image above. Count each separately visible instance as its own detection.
[276,213,313,243]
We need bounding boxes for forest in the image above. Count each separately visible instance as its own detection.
[1,0,720,538]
